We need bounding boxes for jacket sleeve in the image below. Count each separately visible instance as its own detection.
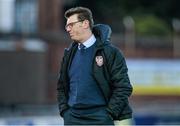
[106,48,133,119]
[57,53,69,117]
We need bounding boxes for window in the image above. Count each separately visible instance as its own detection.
[15,0,38,34]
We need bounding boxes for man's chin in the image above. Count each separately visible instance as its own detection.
[70,36,75,40]
[71,37,78,42]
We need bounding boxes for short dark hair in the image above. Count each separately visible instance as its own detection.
[64,6,94,30]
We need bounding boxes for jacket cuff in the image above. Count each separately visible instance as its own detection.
[106,107,119,119]
[59,104,69,117]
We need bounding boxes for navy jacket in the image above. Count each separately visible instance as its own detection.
[57,24,133,120]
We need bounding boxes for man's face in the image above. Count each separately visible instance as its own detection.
[65,14,84,42]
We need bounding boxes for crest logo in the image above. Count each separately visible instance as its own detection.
[95,56,103,66]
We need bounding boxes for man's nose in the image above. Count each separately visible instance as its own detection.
[66,26,71,32]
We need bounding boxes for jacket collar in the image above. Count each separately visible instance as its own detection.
[92,24,112,48]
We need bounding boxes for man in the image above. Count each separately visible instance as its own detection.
[57,6,133,125]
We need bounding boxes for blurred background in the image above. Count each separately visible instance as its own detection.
[0,0,180,125]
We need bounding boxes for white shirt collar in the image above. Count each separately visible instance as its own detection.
[78,34,96,49]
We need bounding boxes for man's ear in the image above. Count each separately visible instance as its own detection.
[83,20,90,29]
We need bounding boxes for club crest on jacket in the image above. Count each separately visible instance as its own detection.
[95,56,103,66]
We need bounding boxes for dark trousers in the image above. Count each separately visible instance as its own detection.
[63,107,114,125]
